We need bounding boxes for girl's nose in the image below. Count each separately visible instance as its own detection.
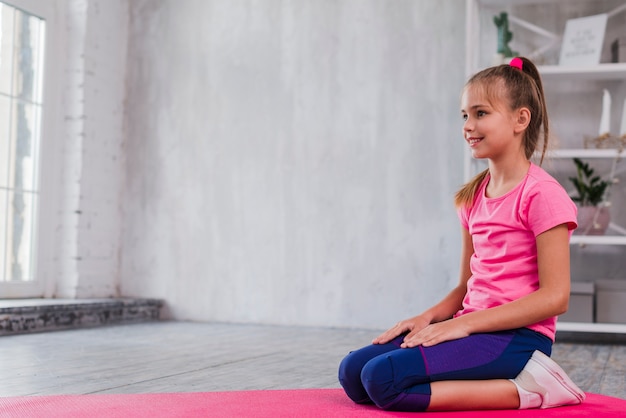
[463,118,473,132]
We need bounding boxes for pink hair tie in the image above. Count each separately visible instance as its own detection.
[509,57,523,70]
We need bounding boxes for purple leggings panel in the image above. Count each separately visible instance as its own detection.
[338,328,551,411]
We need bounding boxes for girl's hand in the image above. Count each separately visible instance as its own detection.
[401,318,470,348]
[372,315,431,345]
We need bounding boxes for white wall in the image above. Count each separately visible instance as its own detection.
[50,0,128,298]
[119,0,467,329]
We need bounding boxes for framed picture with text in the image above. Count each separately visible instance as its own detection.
[559,13,608,66]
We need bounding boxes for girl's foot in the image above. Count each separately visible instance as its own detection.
[511,350,585,409]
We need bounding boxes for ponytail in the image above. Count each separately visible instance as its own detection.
[454,169,488,208]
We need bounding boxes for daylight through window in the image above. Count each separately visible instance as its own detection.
[0,2,45,283]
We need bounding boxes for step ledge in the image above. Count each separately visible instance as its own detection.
[0,298,164,336]
[0,298,162,313]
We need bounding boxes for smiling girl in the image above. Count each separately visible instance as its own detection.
[338,57,585,412]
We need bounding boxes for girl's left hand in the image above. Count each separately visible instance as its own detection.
[401,318,470,348]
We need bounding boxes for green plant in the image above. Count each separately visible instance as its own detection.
[569,158,611,207]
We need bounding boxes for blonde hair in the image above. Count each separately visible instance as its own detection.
[454,57,549,208]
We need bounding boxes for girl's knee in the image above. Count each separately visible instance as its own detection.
[338,350,362,383]
[362,357,431,411]
[360,355,398,408]
[339,343,426,407]
[338,351,372,404]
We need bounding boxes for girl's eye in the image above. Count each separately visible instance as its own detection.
[477,110,486,117]
[462,114,468,121]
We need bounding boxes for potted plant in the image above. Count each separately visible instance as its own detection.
[569,158,612,235]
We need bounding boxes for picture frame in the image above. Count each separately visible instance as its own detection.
[559,13,608,66]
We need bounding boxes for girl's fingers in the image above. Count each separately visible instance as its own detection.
[372,323,408,344]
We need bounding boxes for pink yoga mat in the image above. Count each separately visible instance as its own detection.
[1,389,624,417]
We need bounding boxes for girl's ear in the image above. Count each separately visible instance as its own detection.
[514,107,531,133]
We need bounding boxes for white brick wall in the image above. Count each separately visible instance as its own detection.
[54,0,128,298]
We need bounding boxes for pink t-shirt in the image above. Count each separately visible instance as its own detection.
[456,163,577,341]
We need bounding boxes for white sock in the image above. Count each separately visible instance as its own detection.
[510,370,544,409]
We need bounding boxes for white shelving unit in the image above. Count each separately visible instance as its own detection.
[466,0,626,334]
[540,63,626,80]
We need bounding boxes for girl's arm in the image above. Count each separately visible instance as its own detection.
[401,223,570,348]
[372,226,474,344]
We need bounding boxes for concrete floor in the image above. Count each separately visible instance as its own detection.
[0,321,624,400]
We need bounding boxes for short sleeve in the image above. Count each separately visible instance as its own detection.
[523,180,578,237]
[457,204,470,230]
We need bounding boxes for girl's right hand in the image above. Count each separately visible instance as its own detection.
[372,315,431,345]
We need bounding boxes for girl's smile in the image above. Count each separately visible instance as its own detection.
[467,137,483,146]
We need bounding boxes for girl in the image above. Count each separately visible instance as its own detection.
[338,57,586,412]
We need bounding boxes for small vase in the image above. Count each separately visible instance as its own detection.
[576,206,610,235]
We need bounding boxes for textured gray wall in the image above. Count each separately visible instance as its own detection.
[120,0,466,328]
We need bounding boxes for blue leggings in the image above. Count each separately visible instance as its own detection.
[338,328,551,412]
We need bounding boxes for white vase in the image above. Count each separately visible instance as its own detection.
[576,206,610,235]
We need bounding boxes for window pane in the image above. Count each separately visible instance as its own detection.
[0,4,15,96]
[0,189,7,280]
[0,94,10,188]
[15,10,44,103]
[4,190,36,281]
[0,2,44,284]
[8,100,41,193]
[29,13,45,104]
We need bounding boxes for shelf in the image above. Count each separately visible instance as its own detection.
[469,0,626,336]
[477,0,576,6]
[539,63,626,81]
[570,235,626,245]
[557,321,626,334]
[546,148,625,159]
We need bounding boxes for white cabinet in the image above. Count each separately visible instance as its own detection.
[466,0,626,333]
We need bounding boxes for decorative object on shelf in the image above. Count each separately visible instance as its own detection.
[569,158,612,235]
[621,97,626,140]
[611,38,626,63]
[596,279,626,323]
[611,39,619,63]
[599,89,611,136]
[576,204,611,235]
[584,90,626,151]
[559,13,608,66]
[492,12,517,65]
[584,134,626,151]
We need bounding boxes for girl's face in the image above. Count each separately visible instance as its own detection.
[460,83,521,162]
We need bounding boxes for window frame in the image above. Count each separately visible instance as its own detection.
[1,0,60,298]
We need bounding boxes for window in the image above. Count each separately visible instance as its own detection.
[0,0,48,297]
